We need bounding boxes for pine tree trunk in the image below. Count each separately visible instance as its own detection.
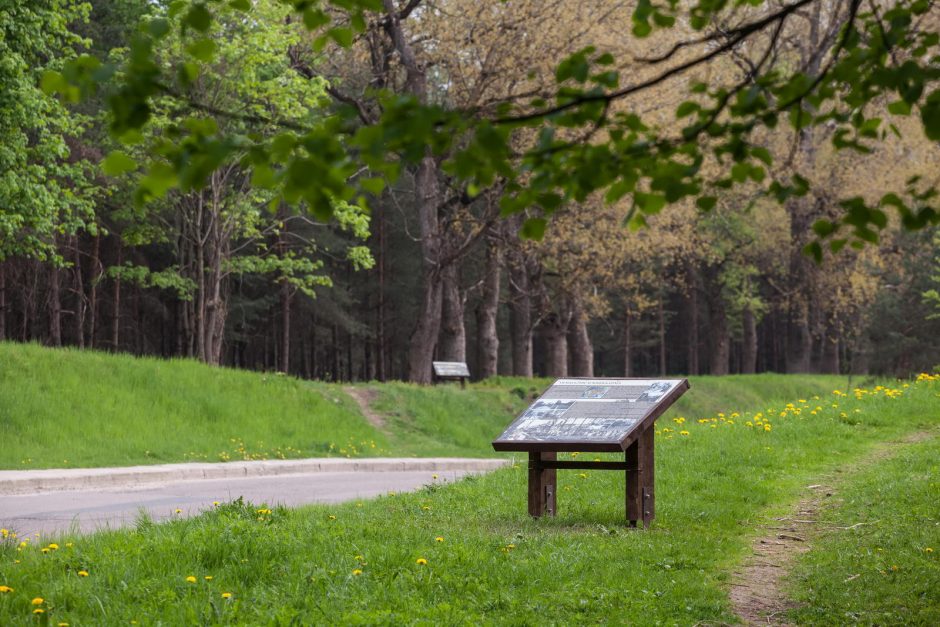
[376,201,387,381]
[687,278,700,375]
[0,261,6,341]
[438,262,466,362]
[568,301,593,377]
[49,239,62,347]
[786,300,813,373]
[475,235,501,379]
[280,280,291,373]
[111,244,121,350]
[508,253,533,377]
[72,237,85,348]
[657,291,666,376]
[742,306,758,374]
[623,307,632,377]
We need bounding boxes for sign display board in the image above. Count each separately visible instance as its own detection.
[432,361,471,378]
[493,378,689,452]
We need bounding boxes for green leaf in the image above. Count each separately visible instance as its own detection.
[359,177,385,195]
[696,196,717,212]
[184,4,212,33]
[812,219,835,238]
[101,151,138,176]
[186,38,216,62]
[520,218,547,240]
[887,99,911,115]
[676,101,699,119]
[229,0,251,11]
[803,241,823,263]
[328,27,354,47]
[920,89,940,141]
[634,192,666,214]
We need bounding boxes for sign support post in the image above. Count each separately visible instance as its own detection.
[527,452,557,517]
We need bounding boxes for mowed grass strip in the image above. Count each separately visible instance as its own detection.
[785,428,940,625]
[1,379,936,624]
[0,342,383,469]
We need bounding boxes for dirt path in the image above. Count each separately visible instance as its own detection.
[729,429,936,626]
[344,386,387,431]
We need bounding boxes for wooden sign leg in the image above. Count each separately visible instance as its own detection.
[528,452,557,517]
[626,427,655,528]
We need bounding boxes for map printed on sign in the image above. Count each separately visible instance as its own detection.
[493,378,688,450]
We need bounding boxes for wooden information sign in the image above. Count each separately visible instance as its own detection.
[492,378,689,527]
[432,361,471,388]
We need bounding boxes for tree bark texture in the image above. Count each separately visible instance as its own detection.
[475,234,501,379]
[568,300,593,377]
[438,262,466,362]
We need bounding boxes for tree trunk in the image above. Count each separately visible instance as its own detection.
[508,252,533,377]
[821,325,840,374]
[280,280,291,373]
[475,234,501,379]
[72,238,85,348]
[49,243,62,347]
[111,244,121,350]
[623,307,632,377]
[709,296,730,375]
[0,261,6,341]
[657,290,666,376]
[438,262,466,362]
[786,300,813,373]
[741,305,758,374]
[541,314,568,377]
[686,269,700,375]
[568,301,593,377]
[376,201,387,381]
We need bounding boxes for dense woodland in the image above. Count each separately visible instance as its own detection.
[2,0,940,381]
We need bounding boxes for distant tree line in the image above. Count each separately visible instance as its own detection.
[2,0,939,380]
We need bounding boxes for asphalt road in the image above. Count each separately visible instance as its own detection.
[0,467,489,538]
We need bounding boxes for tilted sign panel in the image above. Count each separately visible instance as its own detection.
[433,361,471,378]
[493,378,688,452]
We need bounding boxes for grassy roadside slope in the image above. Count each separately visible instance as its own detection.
[1,343,851,468]
[0,376,936,624]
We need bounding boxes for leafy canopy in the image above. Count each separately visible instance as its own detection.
[43,0,940,260]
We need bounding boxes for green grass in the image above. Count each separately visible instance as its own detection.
[785,430,940,625]
[0,342,851,468]
[0,342,383,468]
[1,376,937,624]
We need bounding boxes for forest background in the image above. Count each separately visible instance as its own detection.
[2,0,940,383]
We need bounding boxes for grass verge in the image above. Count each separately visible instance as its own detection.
[0,378,936,624]
[785,428,940,625]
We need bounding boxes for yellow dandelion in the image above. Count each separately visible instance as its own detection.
[416,558,428,565]
[679,430,690,436]
[328,515,336,521]
[185,576,197,583]
[352,569,363,576]
[432,474,438,480]
[204,576,213,581]
[65,543,73,548]
[764,424,772,432]
[435,536,444,542]
[506,543,516,550]
[33,609,45,615]
[48,543,59,550]
[212,501,220,507]
[32,597,44,605]
[926,547,934,553]
[77,570,89,577]
[221,592,232,599]
[0,585,13,593]
[174,508,182,514]
[578,472,588,478]
[41,548,50,554]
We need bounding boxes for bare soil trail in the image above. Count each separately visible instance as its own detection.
[345,386,388,432]
[729,429,937,626]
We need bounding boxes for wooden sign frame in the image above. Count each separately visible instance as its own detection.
[432,361,471,388]
[492,377,690,527]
